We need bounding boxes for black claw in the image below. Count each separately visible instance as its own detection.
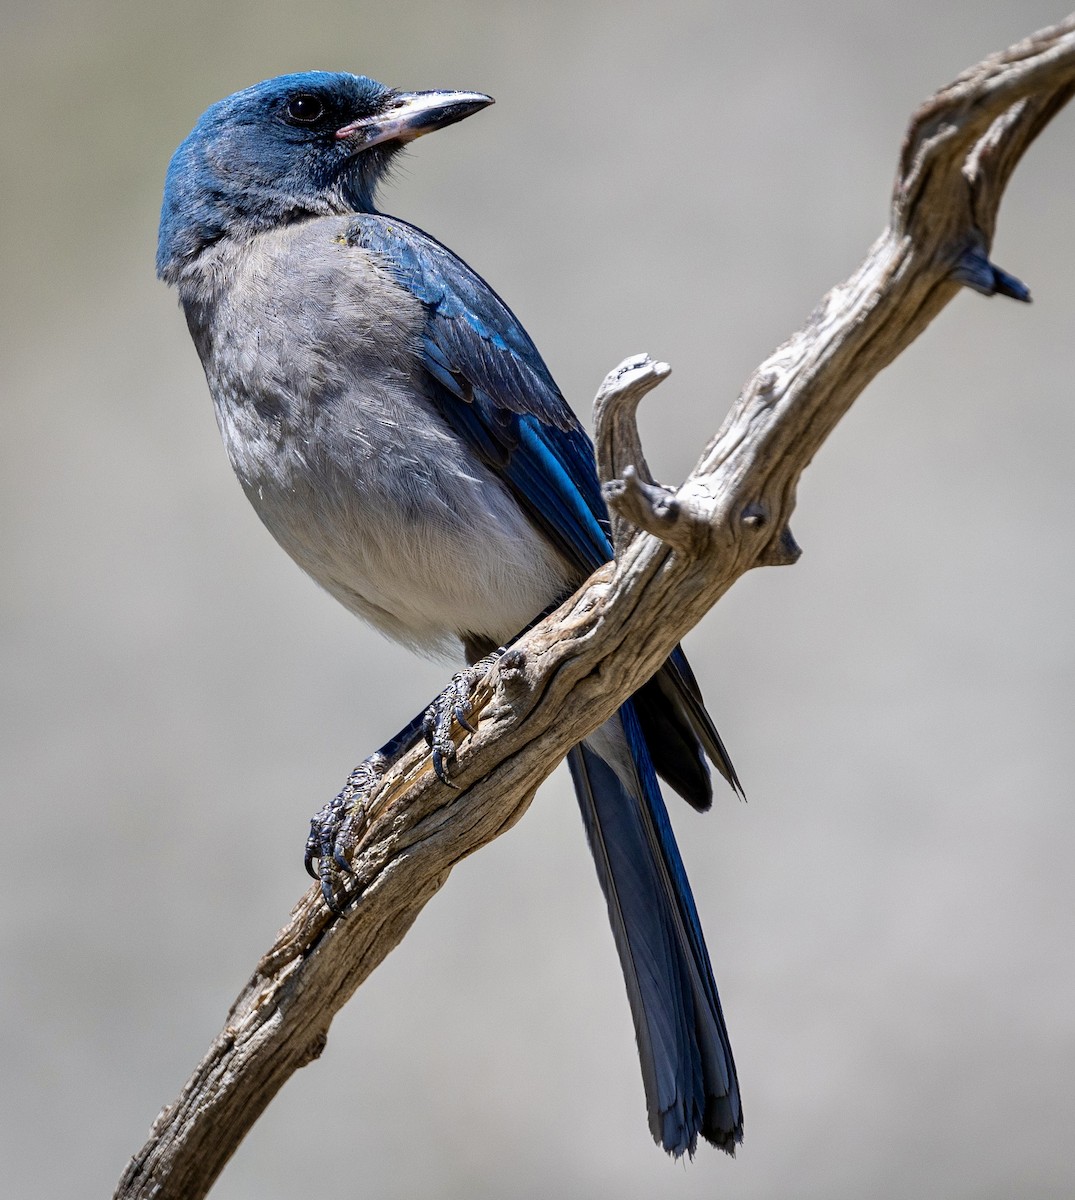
[953,245,1031,302]
[455,707,478,735]
[319,870,344,915]
[432,745,458,785]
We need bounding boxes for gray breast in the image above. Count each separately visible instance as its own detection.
[180,219,575,657]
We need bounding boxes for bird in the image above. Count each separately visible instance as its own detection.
[157,71,743,1158]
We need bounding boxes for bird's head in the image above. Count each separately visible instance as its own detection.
[157,71,492,281]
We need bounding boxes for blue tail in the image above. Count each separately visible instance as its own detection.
[567,701,742,1157]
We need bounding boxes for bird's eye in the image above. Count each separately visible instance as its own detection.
[286,95,325,124]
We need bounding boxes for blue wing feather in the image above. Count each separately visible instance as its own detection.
[350,215,611,575]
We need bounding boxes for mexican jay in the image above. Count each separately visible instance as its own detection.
[157,71,743,1157]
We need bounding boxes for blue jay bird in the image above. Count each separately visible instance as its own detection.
[158,72,743,1158]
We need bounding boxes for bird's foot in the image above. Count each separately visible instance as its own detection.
[304,652,501,911]
[304,752,388,913]
[422,652,502,782]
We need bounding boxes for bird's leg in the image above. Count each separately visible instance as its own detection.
[305,712,426,912]
[423,642,503,782]
[306,646,503,912]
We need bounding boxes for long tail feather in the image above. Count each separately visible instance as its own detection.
[567,701,742,1156]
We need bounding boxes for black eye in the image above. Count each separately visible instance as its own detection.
[286,94,325,124]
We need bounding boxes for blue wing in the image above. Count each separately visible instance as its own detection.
[350,214,612,578]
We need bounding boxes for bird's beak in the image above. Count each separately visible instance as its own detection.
[335,90,494,148]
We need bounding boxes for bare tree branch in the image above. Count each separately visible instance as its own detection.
[116,16,1075,1199]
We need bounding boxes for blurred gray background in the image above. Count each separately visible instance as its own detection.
[4,1,1074,1197]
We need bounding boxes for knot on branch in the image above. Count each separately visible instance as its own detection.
[740,503,802,566]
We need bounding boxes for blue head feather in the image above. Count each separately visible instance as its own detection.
[157,72,392,279]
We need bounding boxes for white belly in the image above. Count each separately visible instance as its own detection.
[214,375,576,658]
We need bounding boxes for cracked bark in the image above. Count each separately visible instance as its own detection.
[116,16,1075,1199]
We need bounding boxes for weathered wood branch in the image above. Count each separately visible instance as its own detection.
[116,16,1075,1200]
